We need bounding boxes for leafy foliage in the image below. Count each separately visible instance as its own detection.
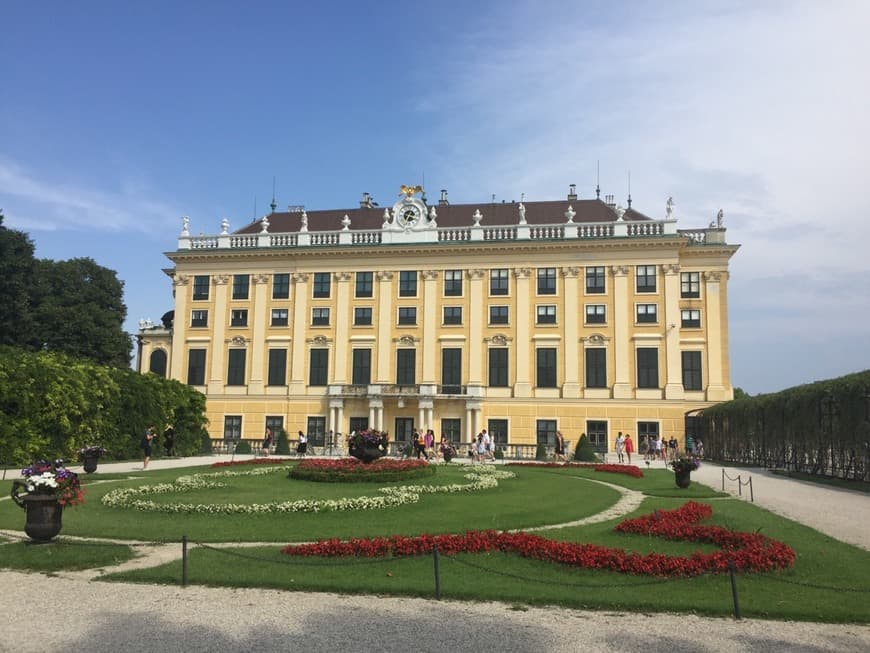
[0,212,36,346]
[573,433,597,462]
[0,346,207,465]
[274,428,291,455]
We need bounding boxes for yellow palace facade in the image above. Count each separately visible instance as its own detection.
[137,186,738,453]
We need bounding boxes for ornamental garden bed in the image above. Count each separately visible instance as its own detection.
[289,458,435,483]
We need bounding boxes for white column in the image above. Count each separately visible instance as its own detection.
[465,406,473,440]
[513,268,532,396]
[663,264,684,399]
[611,266,632,398]
[288,273,309,394]
[561,266,580,397]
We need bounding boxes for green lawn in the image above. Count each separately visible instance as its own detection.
[2,461,868,623]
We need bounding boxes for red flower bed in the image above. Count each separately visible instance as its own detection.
[507,462,644,478]
[281,501,795,577]
[211,458,289,468]
[295,458,429,474]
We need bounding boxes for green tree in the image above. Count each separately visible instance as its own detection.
[573,433,597,461]
[0,211,36,346]
[733,387,750,400]
[31,257,131,367]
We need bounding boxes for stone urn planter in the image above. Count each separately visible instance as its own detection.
[350,445,385,464]
[82,453,100,473]
[11,482,63,543]
[674,470,692,489]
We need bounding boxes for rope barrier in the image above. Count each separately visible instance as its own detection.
[192,541,400,567]
[754,574,870,594]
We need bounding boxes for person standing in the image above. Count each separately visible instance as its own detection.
[141,425,155,469]
[624,433,634,464]
[615,432,625,463]
[482,429,494,461]
[163,424,176,457]
[296,430,308,456]
[554,430,566,462]
[262,427,274,457]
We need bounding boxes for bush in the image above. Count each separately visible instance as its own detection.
[274,428,291,455]
[574,433,597,462]
[535,443,548,461]
[494,447,504,460]
[234,440,252,454]
[200,435,213,454]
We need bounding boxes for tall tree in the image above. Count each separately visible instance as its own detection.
[32,257,132,367]
[0,210,37,346]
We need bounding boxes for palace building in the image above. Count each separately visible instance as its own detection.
[137,185,738,454]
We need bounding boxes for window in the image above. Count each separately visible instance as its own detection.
[354,307,372,326]
[232,274,249,300]
[488,419,508,445]
[536,348,557,388]
[490,269,509,295]
[223,416,242,441]
[585,348,607,388]
[682,351,703,391]
[187,349,206,386]
[537,267,557,295]
[272,273,290,299]
[265,415,284,435]
[355,271,373,298]
[399,271,417,297]
[586,266,606,294]
[636,265,657,293]
[309,348,328,385]
[192,275,210,301]
[586,420,608,452]
[394,417,414,443]
[442,419,462,441]
[190,310,208,327]
[636,347,659,389]
[271,308,289,327]
[352,348,371,385]
[444,269,463,296]
[536,419,557,446]
[227,349,246,386]
[585,304,606,324]
[489,305,509,325]
[398,307,417,325]
[267,349,287,386]
[231,309,248,327]
[306,416,326,447]
[681,272,700,298]
[488,348,509,387]
[636,304,657,324]
[638,421,659,443]
[536,305,557,324]
[441,348,462,393]
[149,350,167,377]
[313,272,331,298]
[443,306,462,325]
[681,309,701,328]
[396,349,416,385]
[312,307,330,326]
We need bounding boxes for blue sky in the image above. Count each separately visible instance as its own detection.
[2,1,868,394]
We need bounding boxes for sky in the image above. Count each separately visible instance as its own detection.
[1,0,868,395]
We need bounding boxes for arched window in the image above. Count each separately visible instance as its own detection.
[149,349,167,377]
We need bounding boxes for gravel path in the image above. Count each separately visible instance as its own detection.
[1,455,868,652]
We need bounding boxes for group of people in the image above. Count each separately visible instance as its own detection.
[614,432,635,463]
[140,424,176,469]
[640,435,681,462]
[471,429,497,462]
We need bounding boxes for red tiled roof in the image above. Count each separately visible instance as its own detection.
[233,198,653,234]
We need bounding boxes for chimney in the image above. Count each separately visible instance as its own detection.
[568,183,577,201]
[360,192,371,208]
[439,189,449,206]
[605,194,616,209]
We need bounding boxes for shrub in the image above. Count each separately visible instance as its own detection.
[494,447,504,460]
[274,428,291,455]
[574,433,597,462]
[234,440,252,454]
[200,434,213,454]
[535,443,548,461]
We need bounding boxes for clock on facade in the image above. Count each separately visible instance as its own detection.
[393,198,426,229]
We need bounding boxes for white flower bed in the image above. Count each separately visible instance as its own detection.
[101,466,516,515]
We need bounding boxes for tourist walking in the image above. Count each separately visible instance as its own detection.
[141,425,155,469]
[624,433,634,464]
[554,430,566,462]
[296,430,307,456]
[262,427,274,457]
[615,432,625,463]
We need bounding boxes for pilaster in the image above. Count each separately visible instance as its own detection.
[467,269,485,386]
[421,270,438,385]
[248,273,270,394]
[611,265,632,398]
[662,264,684,399]
[375,271,394,383]
[513,268,532,396]
[169,274,190,381]
[288,273,309,394]
[561,266,581,397]
[207,275,229,394]
[332,271,352,384]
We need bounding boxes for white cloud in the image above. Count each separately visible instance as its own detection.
[0,156,181,234]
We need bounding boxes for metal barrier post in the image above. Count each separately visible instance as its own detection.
[749,477,754,503]
[182,535,188,587]
[738,475,742,497]
[433,545,441,600]
[721,468,725,491]
[728,560,741,620]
